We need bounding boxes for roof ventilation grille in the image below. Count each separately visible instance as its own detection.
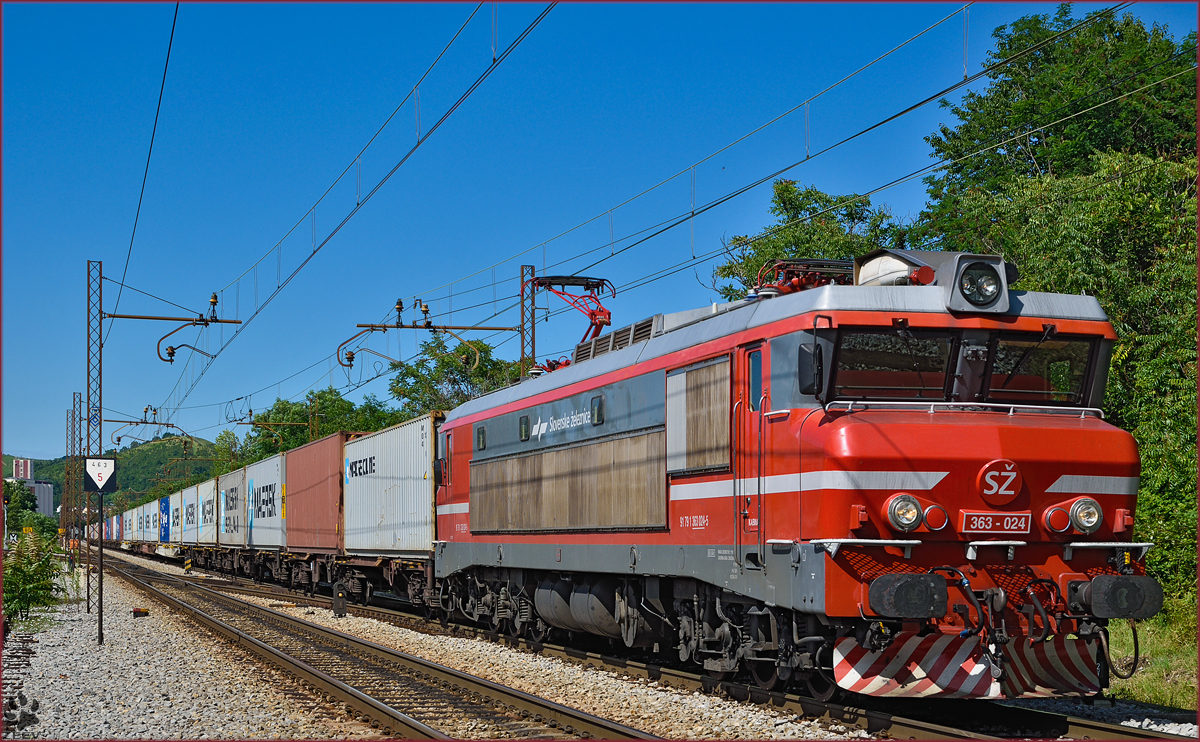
[572,316,658,365]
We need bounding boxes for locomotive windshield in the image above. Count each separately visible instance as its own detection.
[984,334,1094,405]
[830,330,954,400]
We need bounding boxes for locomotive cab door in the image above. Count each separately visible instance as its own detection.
[735,343,768,569]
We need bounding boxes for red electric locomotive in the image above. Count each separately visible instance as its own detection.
[431,249,1162,700]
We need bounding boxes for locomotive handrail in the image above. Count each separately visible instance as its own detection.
[824,400,1104,418]
[810,538,921,559]
[1062,541,1153,561]
[732,399,743,570]
[757,392,769,568]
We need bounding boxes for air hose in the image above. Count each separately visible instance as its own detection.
[930,566,985,637]
[1023,586,1051,645]
[1098,620,1139,680]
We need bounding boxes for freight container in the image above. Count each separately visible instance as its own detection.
[123,510,133,542]
[284,432,352,553]
[343,414,439,557]
[181,485,198,544]
[151,501,160,541]
[198,478,218,545]
[170,491,183,544]
[159,497,171,542]
[246,454,286,550]
[140,503,150,541]
[219,468,247,547]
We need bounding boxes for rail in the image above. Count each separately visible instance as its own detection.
[107,550,1194,741]
[106,556,659,740]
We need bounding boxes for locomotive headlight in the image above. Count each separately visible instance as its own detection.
[959,263,1002,306]
[1069,497,1103,534]
[887,494,923,532]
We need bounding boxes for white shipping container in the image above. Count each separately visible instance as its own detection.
[219,468,247,547]
[246,455,286,550]
[170,491,183,543]
[138,503,149,541]
[343,413,437,556]
[198,479,218,545]
[124,510,134,542]
[181,485,199,544]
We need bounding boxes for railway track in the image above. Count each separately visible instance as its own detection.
[110,551,1194,741]
[106,557,658,740]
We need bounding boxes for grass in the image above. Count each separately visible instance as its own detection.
[1106,593,1197,710]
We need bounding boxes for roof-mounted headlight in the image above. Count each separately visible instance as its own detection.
[1069,497,1103,534]
[959,262,1002,307]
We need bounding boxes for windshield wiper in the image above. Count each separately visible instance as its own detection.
[998,324,1057,390]
[893,319,928,398]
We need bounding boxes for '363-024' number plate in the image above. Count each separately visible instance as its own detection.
[959,511,1031,534]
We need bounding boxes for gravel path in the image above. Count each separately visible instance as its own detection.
[3,567,386,740]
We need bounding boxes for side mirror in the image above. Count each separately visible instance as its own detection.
[433,458,447,487]
[798,343,824,398]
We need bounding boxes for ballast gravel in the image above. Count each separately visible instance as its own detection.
[225,595,863,739]
[110,551,1200,739]
[1005,697,1198,738]
[2,568,385,740]
[113,553,869,739]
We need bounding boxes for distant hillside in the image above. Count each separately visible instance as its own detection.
[4,435,215,511]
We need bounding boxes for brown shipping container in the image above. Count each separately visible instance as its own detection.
[284,432,352,553]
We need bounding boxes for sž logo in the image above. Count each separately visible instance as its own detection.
[976,459,1023,505]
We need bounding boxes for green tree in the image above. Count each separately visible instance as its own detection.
[388,335,519,418]
[213,429,242,477]
[710,180,904,301]
[923,151,1197,595]
[920,4,1195,240]
[4,479,38,536]
[19,511,59,543]
[240,388,408,463]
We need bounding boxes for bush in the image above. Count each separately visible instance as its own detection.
[3,532,65,621]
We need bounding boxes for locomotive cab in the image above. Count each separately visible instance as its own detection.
[777,250,1162,698]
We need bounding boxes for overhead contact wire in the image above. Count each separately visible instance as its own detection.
[158,4,556,418]
[105,1,181,344]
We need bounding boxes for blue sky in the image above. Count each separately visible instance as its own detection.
[4,2,1196,459]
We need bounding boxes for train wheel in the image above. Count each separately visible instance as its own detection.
[804,671,838,702]
[504,617,523,640]
[528,620,551,644]
[747,659,785,692]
